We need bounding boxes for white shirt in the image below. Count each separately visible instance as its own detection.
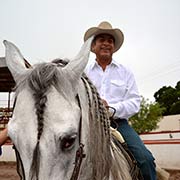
[85,59,141,119]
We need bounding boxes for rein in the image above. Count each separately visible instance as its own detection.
[70,94,86,180]
[70,143,85,180]
[12,98,26,180]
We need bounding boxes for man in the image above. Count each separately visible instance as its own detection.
[84,21,157,180]
[0,128,8,155]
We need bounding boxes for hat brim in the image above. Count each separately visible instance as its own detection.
[84,27,124,52]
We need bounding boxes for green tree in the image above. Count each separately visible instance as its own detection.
[169,101,180,114]
[129,97,164,133]
[175,81,180,90]
[154,81,180,115]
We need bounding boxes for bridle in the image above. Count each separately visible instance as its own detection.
[70,94,86,180]
[13,94,86,180]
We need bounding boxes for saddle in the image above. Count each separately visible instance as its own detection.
[110,127,144,180]
[108,107,143,180]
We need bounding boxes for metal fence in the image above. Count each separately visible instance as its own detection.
[0,107,13,129]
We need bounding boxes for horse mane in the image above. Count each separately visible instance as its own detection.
[80,74,112,179]
[80,75,131,180]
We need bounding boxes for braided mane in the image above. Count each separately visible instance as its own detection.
[80,73,112,179]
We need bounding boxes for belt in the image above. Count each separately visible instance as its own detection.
[110,118,128,129]
[112,118,127,123]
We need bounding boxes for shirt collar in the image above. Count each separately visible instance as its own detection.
[88,58,120,70]
[111,59,120,67]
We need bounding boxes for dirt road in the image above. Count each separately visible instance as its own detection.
[0,162,180,180]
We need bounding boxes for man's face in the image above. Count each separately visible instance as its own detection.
[91,34,115,60]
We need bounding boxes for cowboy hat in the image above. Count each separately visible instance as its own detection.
[84,21,124,52]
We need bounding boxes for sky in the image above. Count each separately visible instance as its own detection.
[0,0,180,105]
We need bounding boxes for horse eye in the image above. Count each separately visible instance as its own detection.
[61,134,77,151]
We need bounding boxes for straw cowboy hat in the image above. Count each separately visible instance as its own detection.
[84,21,124,52]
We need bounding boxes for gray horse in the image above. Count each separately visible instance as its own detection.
[4,38,152,180]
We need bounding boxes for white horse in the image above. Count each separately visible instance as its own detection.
[4,38,144,180]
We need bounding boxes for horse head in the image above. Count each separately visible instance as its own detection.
[4,38,99,180]
[4,38,133,180]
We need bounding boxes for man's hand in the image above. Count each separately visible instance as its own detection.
[0,128,8,146]
[101,99,109,108]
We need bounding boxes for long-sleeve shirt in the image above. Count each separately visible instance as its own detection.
[85,59,141,120]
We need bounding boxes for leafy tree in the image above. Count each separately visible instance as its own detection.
[175,81,180,90]
[129,97,164,133]
[154,81,180,115]
[169,101,180,114]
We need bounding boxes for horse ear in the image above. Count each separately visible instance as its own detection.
[3,40,28,82]
[64,36,94,81]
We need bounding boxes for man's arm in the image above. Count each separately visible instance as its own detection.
[109,71,141,119]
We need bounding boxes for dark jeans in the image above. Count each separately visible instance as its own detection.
[111,119,157,180]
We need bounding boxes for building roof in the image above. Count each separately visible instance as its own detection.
[0,57,31,92]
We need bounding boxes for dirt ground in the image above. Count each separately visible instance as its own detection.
[167,170,180,180]
[0,162,180,180]
[0,162,19,180]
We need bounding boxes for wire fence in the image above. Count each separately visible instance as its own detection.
[0,100,13,129]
